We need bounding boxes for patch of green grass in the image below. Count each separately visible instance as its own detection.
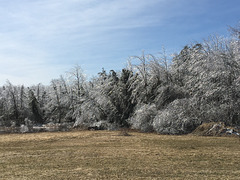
[0,131,239,179]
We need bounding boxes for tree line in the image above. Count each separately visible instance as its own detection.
[0,24,239,134]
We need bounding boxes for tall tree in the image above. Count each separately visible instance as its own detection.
[28,89,44,124]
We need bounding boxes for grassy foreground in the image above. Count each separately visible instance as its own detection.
[0,131,239,180]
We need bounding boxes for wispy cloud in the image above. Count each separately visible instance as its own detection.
[0,0,167,85]
[0,0,239,85]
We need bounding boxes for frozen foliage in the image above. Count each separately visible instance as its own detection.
[154,85,186,110]
[171,33,240,126]
[129,104,157,132]
[0,23,240,134]
[153,99,200,134]
[20,125,29,133]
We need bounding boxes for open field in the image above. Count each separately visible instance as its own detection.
[0,131,239,179]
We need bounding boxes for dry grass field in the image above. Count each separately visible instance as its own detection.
[0,130,239,180]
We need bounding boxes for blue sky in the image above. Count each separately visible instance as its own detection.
[0,0,239,86]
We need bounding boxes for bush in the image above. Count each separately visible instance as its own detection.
[153,99,200,134]
[129,104,157,132]
[20,125,29,133]
[154,85,186,110]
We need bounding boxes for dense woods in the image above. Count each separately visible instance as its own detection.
[0,25,239,134]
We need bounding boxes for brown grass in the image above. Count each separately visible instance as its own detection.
[0,131,239,179]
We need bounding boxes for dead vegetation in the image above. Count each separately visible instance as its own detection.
[117,128,131,136]
[0,131,239,179]
[191,122,240,137]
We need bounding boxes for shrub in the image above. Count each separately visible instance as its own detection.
[129,104,157,132]
[153,99,200,134]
